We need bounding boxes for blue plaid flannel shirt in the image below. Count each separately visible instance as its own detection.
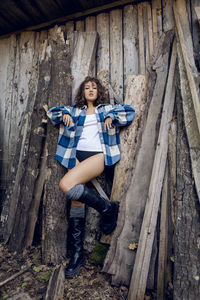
[47,103,135,169]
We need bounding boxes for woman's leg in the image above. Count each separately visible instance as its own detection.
[63,153,104,278]
[59,153,104,194]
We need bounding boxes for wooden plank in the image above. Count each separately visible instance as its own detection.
[123,4,138,83]
[177,39,200,203]
[162,0,174,31]
[168,120,177,228]
[65,21,74,53]
[152,8,158,48]
[146,2,154,62]
[157,164,169,300]
[138,3,145,74]
[45,265,65,300]
[152,0,162,37]
[0,36,13,217]
[85,16,96,31]
[76,20,84,31]
[194,6,200,24]
[173,83,200,299]
[192,2,200,69]
[0,32,39,243]
[85,16,96,76]
[143,3,150,68]
[96,13,109,90]
[128,40,177,300]
[71,31,98,101]
[173,2,200,137]
[110,9,123,101]
[103,31,174,286]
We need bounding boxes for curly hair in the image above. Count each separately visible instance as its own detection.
[74,76,109,107]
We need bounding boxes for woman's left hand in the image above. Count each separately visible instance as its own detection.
[104,117,112,130]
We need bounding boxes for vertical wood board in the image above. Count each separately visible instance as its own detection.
[110,9,123,101]
[71,31,98,101]
[76,20,84,31]
[96,13,110,90]
[138,3,145,74]
[85,16,96,31]
[123,5,138,82]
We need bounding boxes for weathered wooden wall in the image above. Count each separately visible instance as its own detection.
[0,0,158,248]
[0,0,200,298]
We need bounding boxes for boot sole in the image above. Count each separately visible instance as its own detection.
[101,201,119,235]
[65,257,85,278]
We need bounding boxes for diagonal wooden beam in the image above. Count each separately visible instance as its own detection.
[128,39,177,300]
[173,2,200,135]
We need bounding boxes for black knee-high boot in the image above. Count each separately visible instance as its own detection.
[65,217,85,278]
[66,185,119,235]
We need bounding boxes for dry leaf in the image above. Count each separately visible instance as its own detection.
[128,243,138,250]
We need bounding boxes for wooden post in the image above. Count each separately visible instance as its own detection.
[138,3,145,74]
[128,40,177,300]
[110,9,123,102]
[42,26,72,264]
[123,5,138,83]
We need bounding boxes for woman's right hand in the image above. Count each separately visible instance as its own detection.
[63,114,73,126]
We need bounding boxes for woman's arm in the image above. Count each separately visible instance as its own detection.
[47,105,73,126]
[104,104,135,127]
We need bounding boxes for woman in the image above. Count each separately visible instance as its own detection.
[47,76,135,278]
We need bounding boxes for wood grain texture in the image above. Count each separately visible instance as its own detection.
[128,39,177,300]
[110,9,123,101]
[123,5,138,82]
[103,31,174,287]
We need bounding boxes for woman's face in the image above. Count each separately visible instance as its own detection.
[84,81,98,102]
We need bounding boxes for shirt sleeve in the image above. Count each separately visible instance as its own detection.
[104,104,135,127]
[47,105,73,125]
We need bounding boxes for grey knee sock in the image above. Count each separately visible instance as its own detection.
[70,205,85,218]
[66,184,84,201]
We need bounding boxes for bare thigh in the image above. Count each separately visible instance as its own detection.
[59,153,104,194]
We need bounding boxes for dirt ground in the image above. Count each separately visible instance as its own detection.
[0,244,129,300]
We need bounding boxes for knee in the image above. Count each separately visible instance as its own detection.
[59,178,74,194]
